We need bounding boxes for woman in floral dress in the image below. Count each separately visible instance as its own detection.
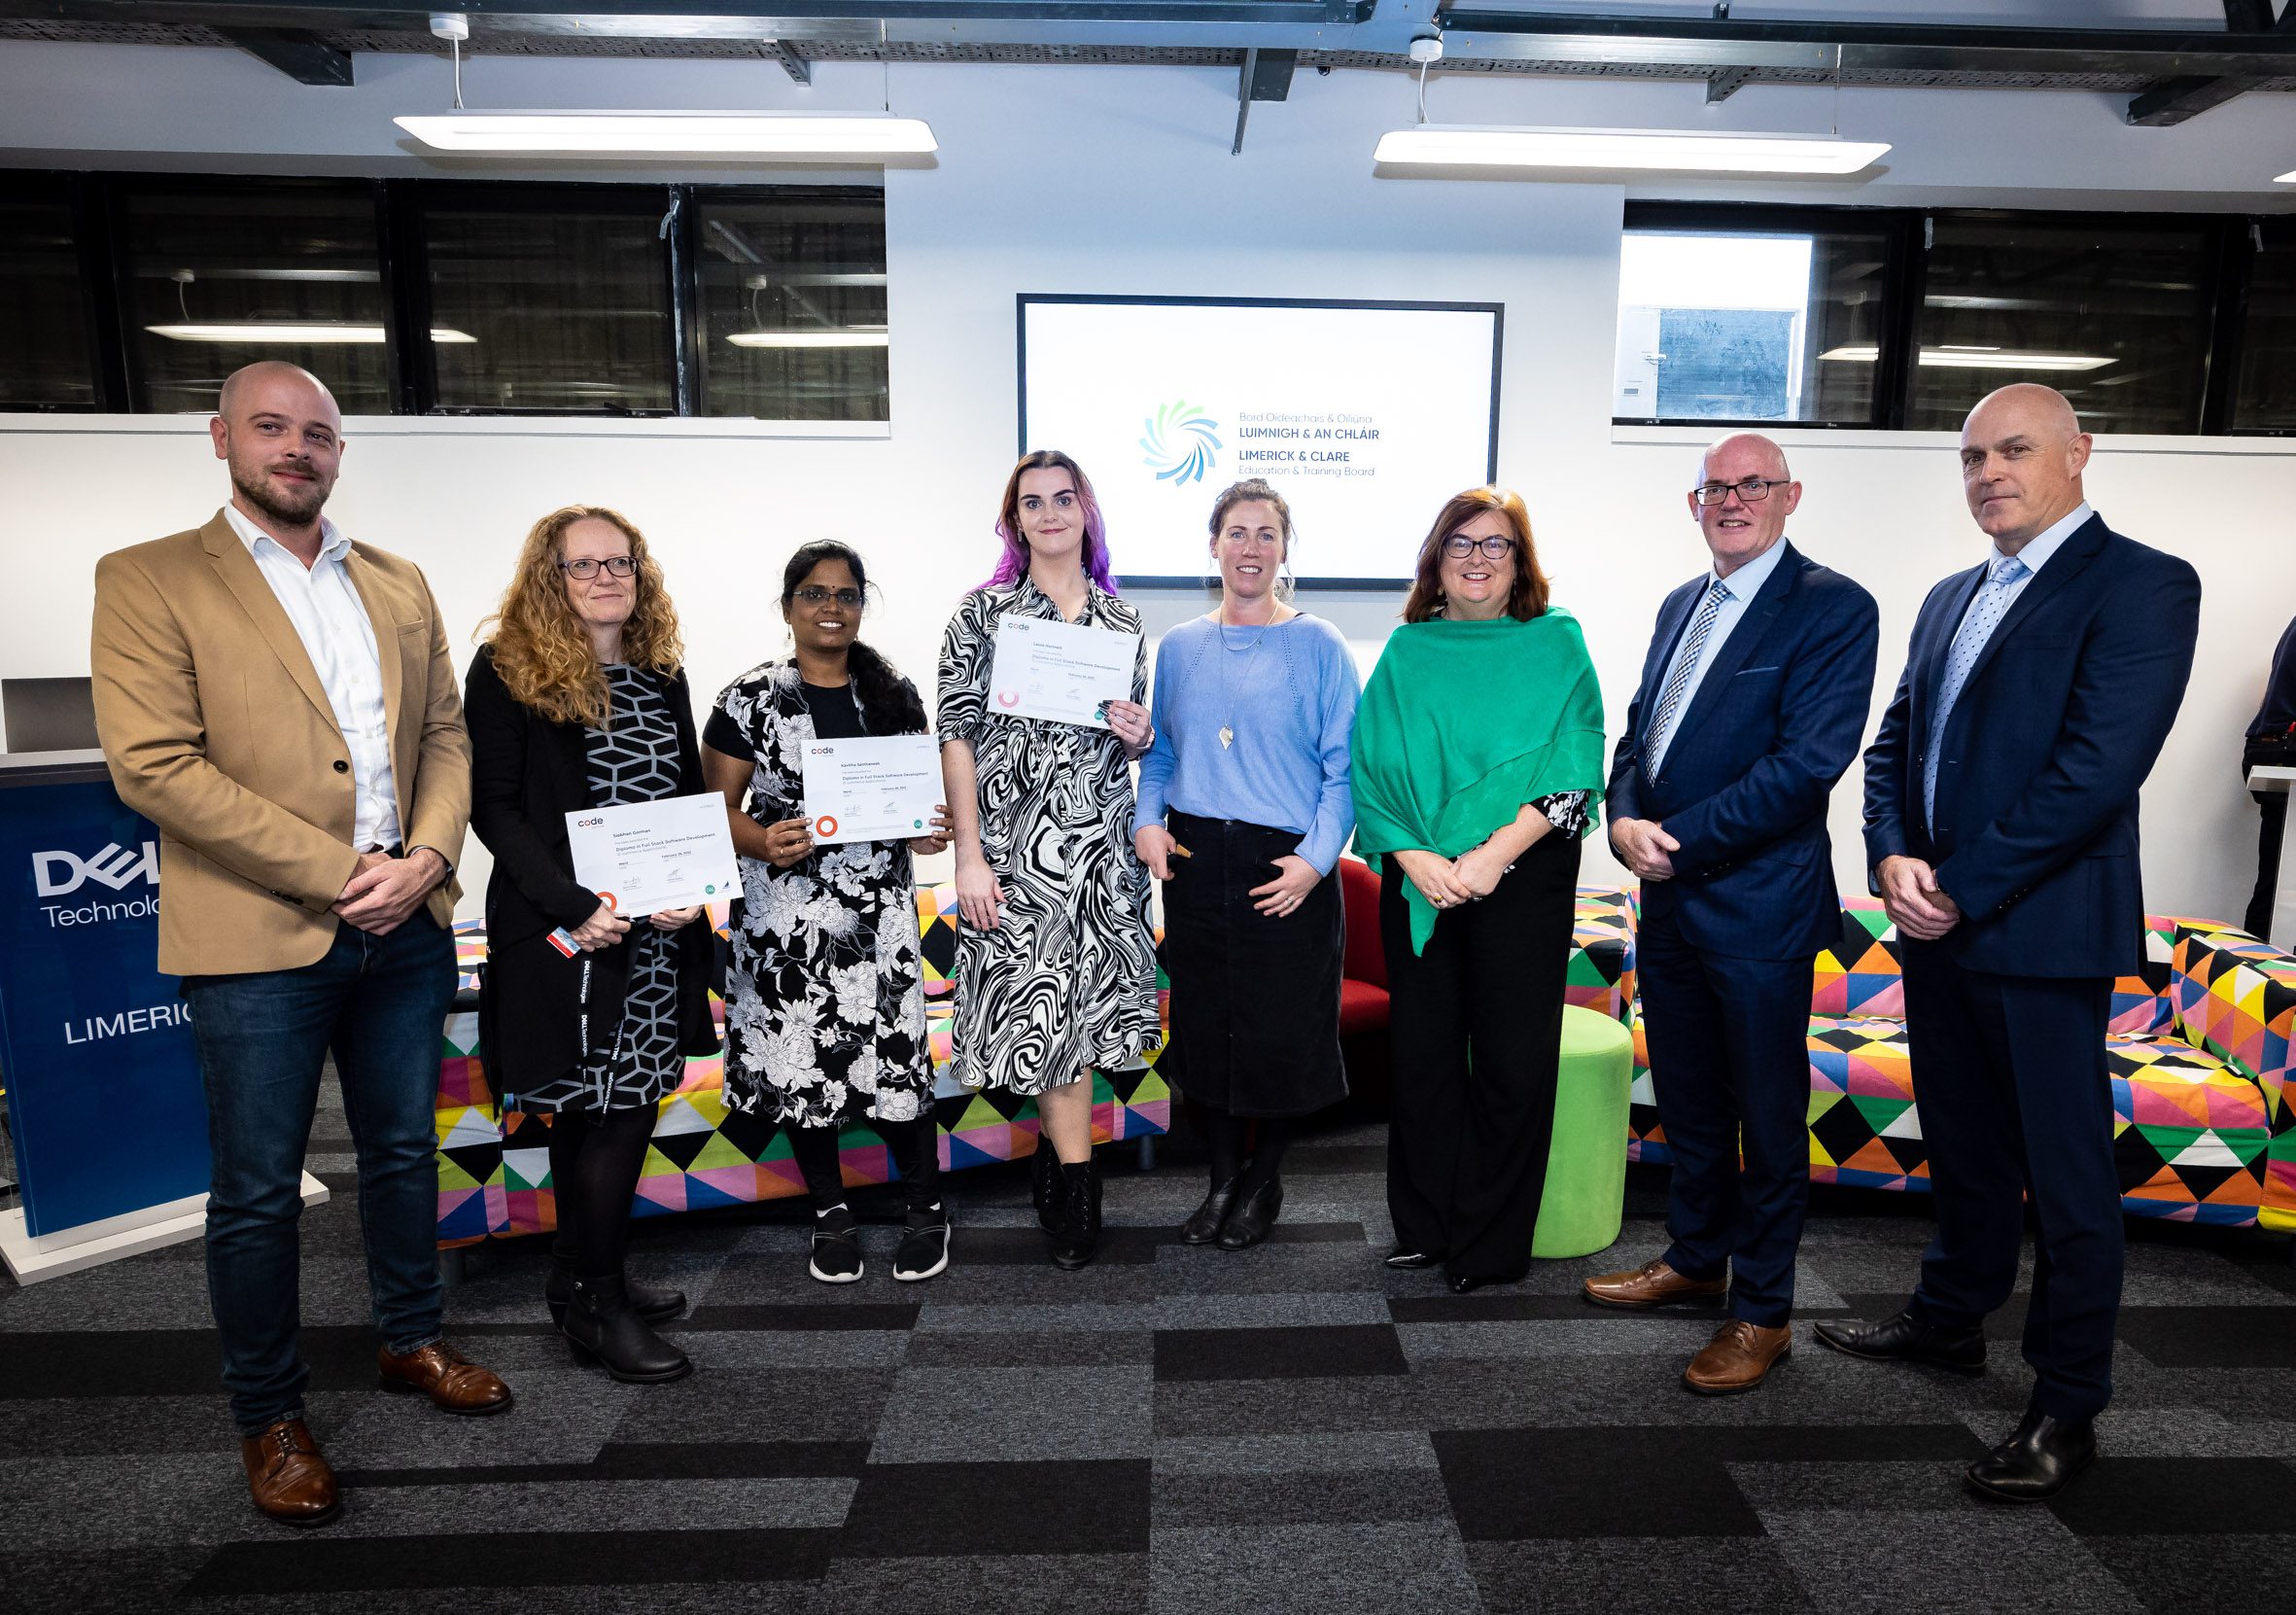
[938,449,1162,1271]
[703,541,954,1284]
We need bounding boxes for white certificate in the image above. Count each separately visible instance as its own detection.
[801,734,943,845]
[987,614,1141,729]
[565,792,739,915]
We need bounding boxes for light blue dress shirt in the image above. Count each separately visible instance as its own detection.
[1644,536,1791,776]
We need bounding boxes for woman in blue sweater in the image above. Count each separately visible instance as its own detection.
[1134,478,1362,1249]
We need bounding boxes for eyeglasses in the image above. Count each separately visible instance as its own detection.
[1692,477,1792,507]
[793,585,864,609]
[560,555,636,580]
[1443,534,1516,560]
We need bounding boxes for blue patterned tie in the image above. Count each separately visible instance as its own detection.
[1923,553,2031,826]
[1643,579,1729,774]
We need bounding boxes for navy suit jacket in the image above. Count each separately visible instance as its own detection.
[1607,541,1880,962]
[1861,513,2201,979]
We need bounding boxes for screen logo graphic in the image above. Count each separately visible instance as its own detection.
[1139,402,1222,486]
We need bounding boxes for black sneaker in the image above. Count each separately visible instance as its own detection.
[809,1209,864,1284]
[893,1206,952,1282]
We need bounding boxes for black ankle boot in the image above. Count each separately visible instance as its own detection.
[1030,1136,1065,1237]
[562,1274,692,1384]
[546,1248,685,1327]
[1052,1156,1103,1270]
[1181,1176,1243,1246]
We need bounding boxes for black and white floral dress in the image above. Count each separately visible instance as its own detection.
[706,661,933,1129]
[519,663,687,1112]
[937,579,1161,1096]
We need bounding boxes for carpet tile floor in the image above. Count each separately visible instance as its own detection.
[4,1096,2295,1613]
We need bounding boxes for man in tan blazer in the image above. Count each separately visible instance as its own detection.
[91,361,512,1530]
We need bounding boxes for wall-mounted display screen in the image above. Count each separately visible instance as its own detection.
[1018,295,1502,586]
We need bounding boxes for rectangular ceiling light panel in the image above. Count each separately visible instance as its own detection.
[1375,125,1890,175]
[395,113,938,158]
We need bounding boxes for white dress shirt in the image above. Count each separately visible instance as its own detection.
[1644,535,1791,776]
[224,504,402,850]
[1949,500,2092,640]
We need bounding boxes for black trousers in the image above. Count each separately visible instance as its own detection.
[1901,946,2120,1422]
[2246,789,2286,940]
[1380,831,1580,1285]
[1636,906,1817,1327]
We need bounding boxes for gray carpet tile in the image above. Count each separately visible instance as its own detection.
[5,1100,2294,1613]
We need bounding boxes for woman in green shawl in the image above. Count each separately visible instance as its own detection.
[1351,486,1606,1293]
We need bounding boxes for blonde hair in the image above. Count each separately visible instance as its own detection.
[479,506,682,728]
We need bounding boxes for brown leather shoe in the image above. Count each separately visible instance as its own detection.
[1582,1256,1728,1311]
[1683,1319,1792,1395]
[377,1342,514,1416]
[239,1417,340,1527]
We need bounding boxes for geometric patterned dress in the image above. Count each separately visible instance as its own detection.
[516,663,687,1114]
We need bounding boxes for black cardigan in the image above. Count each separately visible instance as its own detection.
[465,644,720,1103]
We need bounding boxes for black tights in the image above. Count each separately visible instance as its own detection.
[787,1116,942,1214]
[546,1104,658,1281]
[1201,1106,1291,1195]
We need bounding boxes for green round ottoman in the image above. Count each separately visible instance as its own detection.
[1531,1005,1634,1259]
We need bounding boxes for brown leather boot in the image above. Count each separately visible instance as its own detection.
[239,1417,340,1527]
[376,1342,515,1416]
[1582,1256,1728,1311]
[1683,1319,1793,1395]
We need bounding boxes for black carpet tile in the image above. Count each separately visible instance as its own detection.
[5,1095,2296,1612]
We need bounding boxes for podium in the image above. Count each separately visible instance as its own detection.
[0,751,324,1281]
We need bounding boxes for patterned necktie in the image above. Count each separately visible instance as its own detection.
[1923,552,2031,825]
[1643,578,1730,774]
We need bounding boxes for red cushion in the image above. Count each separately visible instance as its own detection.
[1338,857,1387,990]
[1339,976,1391,1038]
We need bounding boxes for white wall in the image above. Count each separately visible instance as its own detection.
[2,44,2291,923]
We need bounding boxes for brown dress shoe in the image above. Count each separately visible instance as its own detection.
[1582,1256,1728,1311]
[377,1342,514,1416]
[239,1417,340,1527]
[1683,1319,1793,1395]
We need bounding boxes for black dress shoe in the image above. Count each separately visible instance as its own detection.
[1181,1178,1243,1246]
[1214,1178,1283,1251]
[1385,1246,1442,1270]
[1812,1309,1987,1373]
[1448,1273,1502,1294]
[1966,1408,2096,1502]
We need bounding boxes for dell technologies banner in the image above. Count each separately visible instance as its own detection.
[0,763,209,1236]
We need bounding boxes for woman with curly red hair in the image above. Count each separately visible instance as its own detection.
[466,506,718,1383]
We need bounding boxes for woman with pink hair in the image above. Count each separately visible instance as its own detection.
[937,450,1161,1270]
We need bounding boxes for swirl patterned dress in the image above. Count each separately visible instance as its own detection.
[707,661,933,1130]
[937,579,1161,1096]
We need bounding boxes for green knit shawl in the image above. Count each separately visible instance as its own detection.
[1350,608,1606,954]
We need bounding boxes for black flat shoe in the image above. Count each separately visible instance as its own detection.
[1966,1409,2096,1502]
[1182,1178,1243,1246]
[1448,1273,1502,1294]
[1385,1246,1443,1270]
[1215,1178,1283,1251]
[1812,1309,1987,1373]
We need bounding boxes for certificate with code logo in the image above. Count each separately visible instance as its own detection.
[801,734,942,846]
[987,614,1139,729]
[565,792,737,915]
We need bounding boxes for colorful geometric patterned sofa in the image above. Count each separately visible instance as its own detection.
[434,884,1171,1247]
[1603,892,2296,1234]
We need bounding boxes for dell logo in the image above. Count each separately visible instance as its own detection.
[33,841,160,898]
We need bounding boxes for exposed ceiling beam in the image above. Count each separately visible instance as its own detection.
[2123,0,2288,128]
[1432,8,2296,78]
[216,23,354,82]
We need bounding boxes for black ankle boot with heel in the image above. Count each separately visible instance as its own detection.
[1052,1155,1103,1270]
[545,1249,684,1328]
[562,1274,692,1384]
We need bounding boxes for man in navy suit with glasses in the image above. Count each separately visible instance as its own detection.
[1823,383,2201,1502]
[1585,433,1878,1397]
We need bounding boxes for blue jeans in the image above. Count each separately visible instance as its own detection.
[184,914,455,1436]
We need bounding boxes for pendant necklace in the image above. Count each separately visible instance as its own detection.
[1216,610,1275,750]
